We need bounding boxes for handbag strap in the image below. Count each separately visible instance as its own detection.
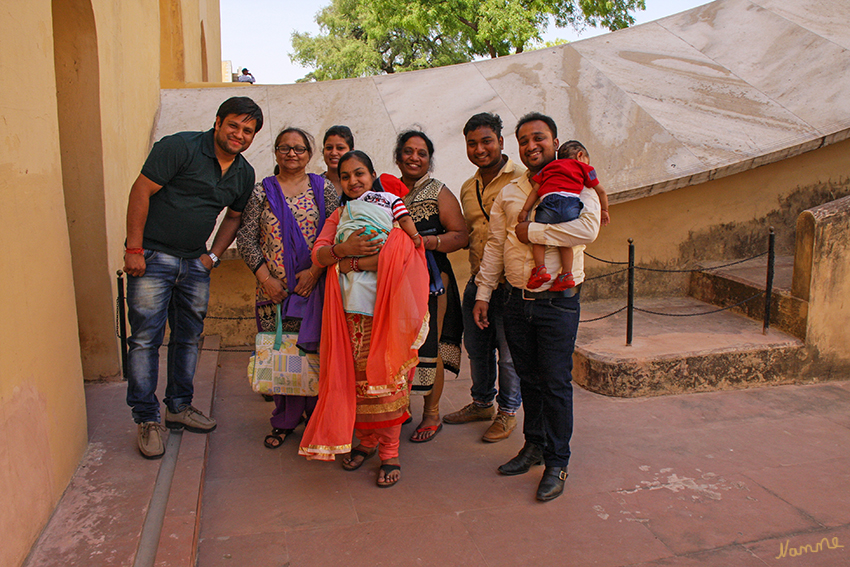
[274,303,283,350]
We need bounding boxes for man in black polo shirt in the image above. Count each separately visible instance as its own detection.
[123,96,263,459]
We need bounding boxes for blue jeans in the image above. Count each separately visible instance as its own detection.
[462,280,521,413]
[502,286,580,467]
[126,250,210,423]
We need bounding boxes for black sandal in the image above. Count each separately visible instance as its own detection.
[341,446,376,471]
[377,464,401,488]
[263,428,290,449]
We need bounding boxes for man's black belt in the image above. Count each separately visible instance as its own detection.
[507,282,581,300]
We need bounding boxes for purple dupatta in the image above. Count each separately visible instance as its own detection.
[261,173,327,353]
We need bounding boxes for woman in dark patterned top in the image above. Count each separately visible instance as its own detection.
[236,127,339,449]
[393,130,468,443]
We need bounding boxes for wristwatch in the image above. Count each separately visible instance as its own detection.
[207,251,221,268]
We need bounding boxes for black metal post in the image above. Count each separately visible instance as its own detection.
[117,270,128,379]
[626,238,635,346]
[763,227,775,334]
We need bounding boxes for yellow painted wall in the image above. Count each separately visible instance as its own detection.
[1,0,222,563]
[161,0,221,84]
[90,0,162,379]
[0,3,88,566]
[803,196,850,370]
[582,139,850,301]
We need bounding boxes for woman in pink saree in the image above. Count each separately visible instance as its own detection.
[299,151,428,488]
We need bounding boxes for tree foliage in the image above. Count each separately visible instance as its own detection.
[291,0,645,81]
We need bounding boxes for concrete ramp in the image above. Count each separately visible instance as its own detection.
[157,0,850,201]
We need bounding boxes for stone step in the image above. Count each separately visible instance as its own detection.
[23,338,220,567]
[574,297,807,398]
[688,255,807,340]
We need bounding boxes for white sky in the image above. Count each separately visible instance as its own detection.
[221,0,713,85]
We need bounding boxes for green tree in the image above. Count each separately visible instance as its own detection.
[291,0,474,81]
[291,0,645,81]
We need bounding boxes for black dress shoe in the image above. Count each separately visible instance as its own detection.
[498,442,544,475]
[536,466,568,501]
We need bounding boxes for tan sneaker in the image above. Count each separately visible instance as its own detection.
[442,402,496,424]
[138,422,166,459]
[165,405,217,433]
[482,412,517,443]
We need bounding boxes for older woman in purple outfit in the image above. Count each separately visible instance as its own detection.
[237,127,339,447]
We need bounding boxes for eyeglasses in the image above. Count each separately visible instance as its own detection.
[275,145,308,155]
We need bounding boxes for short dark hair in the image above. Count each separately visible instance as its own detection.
[323,125,355,150]
[463,113,503,138]
[394,129,435,171]
[216,96,263,132]
[338,150,377,205]
[514,112,556,139]
[558,140,588,160]
[272,127,314,174]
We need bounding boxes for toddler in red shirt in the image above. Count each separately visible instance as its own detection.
[518,140,610,291]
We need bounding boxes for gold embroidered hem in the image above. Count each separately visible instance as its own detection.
[440,341,462,375]
[299,442,352,461]
[353,395,409,414]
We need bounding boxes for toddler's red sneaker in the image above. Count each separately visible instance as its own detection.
[550,272,575,291]
[527,264,551,289]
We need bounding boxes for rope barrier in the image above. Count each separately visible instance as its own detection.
[584,267,630,282]
[631,251,769,274]
[584,252,629,265]
[633,291,764,317]
[580,305,627,323]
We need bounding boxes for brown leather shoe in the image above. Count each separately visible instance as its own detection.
[442,402,496,424]
[165,405,217,433]
[482,412,517,443]
[138,422,166,459]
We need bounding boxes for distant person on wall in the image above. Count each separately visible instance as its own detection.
[442,113,525,443]
[518,140,610,291]
[123,96,263,459]
[473,112,600,501]
[237,68,255,83]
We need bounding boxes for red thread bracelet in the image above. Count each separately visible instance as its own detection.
[125,247,144,255]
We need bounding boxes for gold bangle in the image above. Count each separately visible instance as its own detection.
[435,235,442,250]
[260,273,271,284]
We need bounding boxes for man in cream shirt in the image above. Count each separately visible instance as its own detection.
[473,112,600,501]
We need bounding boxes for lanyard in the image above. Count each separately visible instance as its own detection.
[475,179,490,222]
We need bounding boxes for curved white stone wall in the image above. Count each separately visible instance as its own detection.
[156,0,850,203]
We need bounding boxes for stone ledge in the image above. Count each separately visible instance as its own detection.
[154,336,219,567]
[575,297,809,397]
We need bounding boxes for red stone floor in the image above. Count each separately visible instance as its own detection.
[24,345,850,567]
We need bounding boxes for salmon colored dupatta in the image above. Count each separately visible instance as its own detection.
[299,212,428,460]
[366,230,427,395]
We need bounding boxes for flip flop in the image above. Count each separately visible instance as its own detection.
[377,464,401,488]
[410,422,442,443]
[342,446,377,471]
[263,428,290,449]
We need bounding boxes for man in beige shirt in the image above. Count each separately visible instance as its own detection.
[473,112,600,501]
[443,113,526,442]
